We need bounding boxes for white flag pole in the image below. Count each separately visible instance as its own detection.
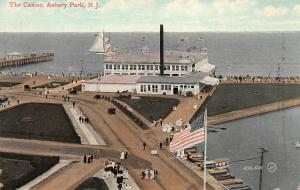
[203,108,207,190]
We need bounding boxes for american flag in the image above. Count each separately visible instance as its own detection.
[170,109,207,152]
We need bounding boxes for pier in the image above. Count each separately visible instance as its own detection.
[0,53,54,68]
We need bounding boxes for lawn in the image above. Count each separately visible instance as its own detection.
[0,103,80,143]
[0,82,21,87]
[117,96,180,122]
[75,177,109,190]
[0,152,59,190]
[192,84,300,119]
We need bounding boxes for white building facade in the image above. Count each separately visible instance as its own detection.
[103,51,215,76]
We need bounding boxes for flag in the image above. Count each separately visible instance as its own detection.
[170,109,207,152]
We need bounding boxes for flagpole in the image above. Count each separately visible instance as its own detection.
[203,108,207,190]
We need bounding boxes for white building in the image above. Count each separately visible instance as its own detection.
[82,72,219,96]
[104,51,215,76]
[82,75,139,93]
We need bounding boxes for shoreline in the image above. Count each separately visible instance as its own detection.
[208,96,300,125]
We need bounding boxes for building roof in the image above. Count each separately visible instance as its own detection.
[137,72,210,84]
[85,75,140,84]
[104,51,207,65]
[200,76,219,86]
[198,62,216,73]
[6,52,25,56]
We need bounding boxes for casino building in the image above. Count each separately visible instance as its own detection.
[82,25,219,96]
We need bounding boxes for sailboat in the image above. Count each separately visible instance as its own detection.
[88,32,112,54]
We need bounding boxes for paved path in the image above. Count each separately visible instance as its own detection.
[64,103,106,145]
[31,159,105,190]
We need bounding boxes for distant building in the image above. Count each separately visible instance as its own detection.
[103,51,215,76]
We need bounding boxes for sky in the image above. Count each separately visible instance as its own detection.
[0,0,300,32]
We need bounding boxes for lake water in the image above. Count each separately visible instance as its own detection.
[204,106,300,190]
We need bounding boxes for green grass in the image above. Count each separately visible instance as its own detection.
[117,96,179,122]
[192,84,300,119]
[0,82,21,87]
[75,177,108,190]
[0,103,80,143]
[0,152,59,190]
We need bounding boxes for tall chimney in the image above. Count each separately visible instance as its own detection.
[160,24,164,76]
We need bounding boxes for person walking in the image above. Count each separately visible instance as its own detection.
[159,142,163,150]
[143,142,146,150]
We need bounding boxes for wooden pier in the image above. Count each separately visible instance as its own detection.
[0,53,54,68]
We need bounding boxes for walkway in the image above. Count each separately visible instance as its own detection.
[64,103,106,145]
[31,159,105,190]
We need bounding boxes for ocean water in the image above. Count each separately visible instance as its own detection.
[0,32,300,76]
[1,32,300,189]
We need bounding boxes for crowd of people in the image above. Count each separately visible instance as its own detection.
[104,159,131,190]
[141,169,159,180]
[79,116,89,124]
[218,74,300,83]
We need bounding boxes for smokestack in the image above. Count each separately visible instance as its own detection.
[160,24,164,76]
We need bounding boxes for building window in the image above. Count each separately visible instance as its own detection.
[167,65,170,70]
[172,65,175,71]
[117,65,120,70]
[138,73,145,76]
[152,85,158,92]
[146,65,150,70]
[155,65,159,70]
[165,85,171,90]
[114,65,117,70]
[161,85,164,90]
[176,65,179,71]
[191,85,194,88]
[150,65,153,70]
[180,85,183,89]
[140,85,146,92]
[138,65,142,70]
[148,85,151,91]
[184,66,188,71]
[130,73,136,75]
[133,65,137,70]
[181,66,185,71]
[141,65,145,70]
[130,65,134,70]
